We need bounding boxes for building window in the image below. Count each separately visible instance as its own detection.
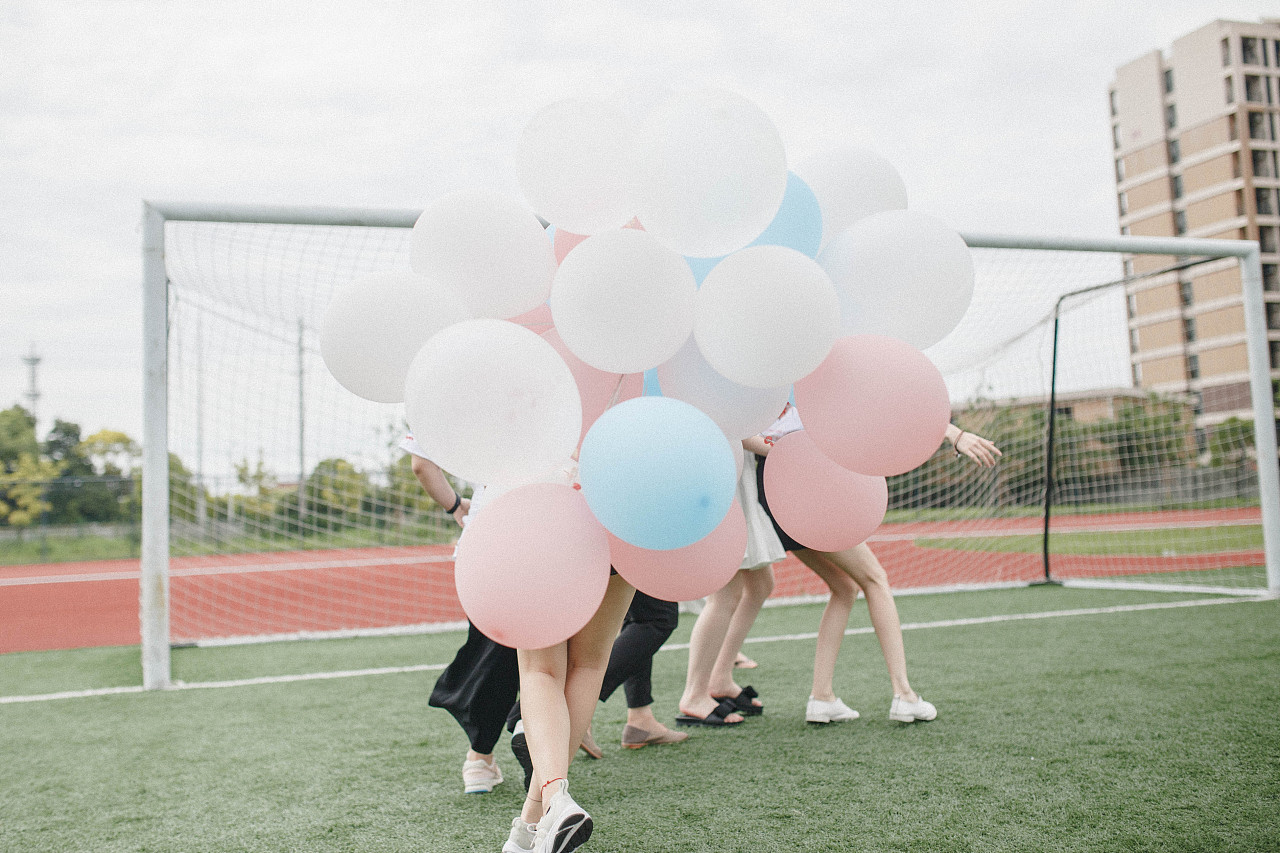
[1112,124,1121,150]
[1123,258,1134,277]
[1168,139,1180,164]
[1129,327,1140,353]
[1126,293,1138,318]
[1180,280,1194,306]
[1271,341,1280,370]
[1175,210,1187,235]
[1115,158,1126,182]
[1261,226,1279,254]
[1163,68,1174,93]
[1225,75,1235,104]
[1237,189,1247,217]
[1254,149,1277,178]
[1266,302,1280,331]
[1229,112,1239,140]
[1183,316,1197,342]
[1172,174,1183,199]
[1223,37,1232,66]
[1132,363,1143,386]
[1109,89,1117,117]
[1264,264,1279,292]
[1121,225,1131,236]
[1250,111,1273,139]
[1233,151,1242,178]
[1186,353,1200,380]
[1117,193,1127,216]
[1165,103,1177,129]
[1243,37,1261,65]
[1246,75,1264,102]
[1258,188,1277,216]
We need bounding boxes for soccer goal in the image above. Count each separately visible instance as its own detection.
[140,202,1280,689]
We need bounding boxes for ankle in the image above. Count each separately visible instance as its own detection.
[810,691,837,703]
[466,750,494,764]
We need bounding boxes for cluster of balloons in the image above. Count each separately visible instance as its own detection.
[319,88,974,649]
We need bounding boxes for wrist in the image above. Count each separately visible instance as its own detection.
[446,493,462,514]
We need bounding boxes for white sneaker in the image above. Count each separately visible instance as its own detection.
[462,757,503,794]
[534,779,592,853]
[889,694,937,722]
[502,815,538,853]
[806,696,860,724]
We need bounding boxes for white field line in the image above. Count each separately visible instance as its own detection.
[874,518,1261,542]
[2,595,1266,706]
[0,554,454,586]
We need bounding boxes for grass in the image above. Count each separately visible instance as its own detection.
[3,585,1279,851]
[917,525,1265,556]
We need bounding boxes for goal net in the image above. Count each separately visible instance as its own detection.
[144,204,1279,684]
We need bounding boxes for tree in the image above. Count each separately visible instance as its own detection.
[0,405,38,472]
[304,458,371,530]
[0,453,59,532]
[80,430,141,477]
[1207,417,1255,467]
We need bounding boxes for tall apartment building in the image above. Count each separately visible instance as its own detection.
[1110,18,1280,435]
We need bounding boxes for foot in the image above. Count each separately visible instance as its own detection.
[578,725,603,760]
[621,723,690,748]
[534,779,592,853]
[889,693,937,723]
[734,652,758,669]
[462,757,503,794]
[675,697,745,727]
[711,684,762,715]
[502,815,538,853]
[676,697,743,726]
[510,721,533,792]
[806,696,860,724]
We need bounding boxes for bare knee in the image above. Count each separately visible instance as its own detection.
[743,568,774,604]
[825,571,858,606]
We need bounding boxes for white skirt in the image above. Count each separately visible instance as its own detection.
[737,453,786,570]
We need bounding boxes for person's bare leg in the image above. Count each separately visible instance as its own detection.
[517,643,568,824]
[824,543,916,700]
[678,572,746,722]
[793,550,858,702]
[707,566,774,702]
[562,574,635,777]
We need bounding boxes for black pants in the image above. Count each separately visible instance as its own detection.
[505,590,680,728]
[429,621,520,755]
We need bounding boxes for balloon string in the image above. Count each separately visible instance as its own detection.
[605,374,626,410]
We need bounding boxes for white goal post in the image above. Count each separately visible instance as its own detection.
[140,201,1280,690]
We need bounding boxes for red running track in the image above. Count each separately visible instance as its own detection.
[0,508,1263,654]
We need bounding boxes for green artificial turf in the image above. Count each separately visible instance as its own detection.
[917,525,1264,556]
[2,587,1278,851]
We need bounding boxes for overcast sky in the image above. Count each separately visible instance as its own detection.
[2,0,1276,443]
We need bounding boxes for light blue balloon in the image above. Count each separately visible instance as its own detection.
[682,172,823,285]
[578,397,736,550]
[642,369,663,397]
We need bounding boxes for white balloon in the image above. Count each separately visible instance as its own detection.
[410,190,556,320]
[694,245,840,389]
[404,319,581,486]
[795,147,908,250]
[633,89,788,258]
[656,336,791,440]
[319,271,472,403]
[819,210,975,350]
[517,98,638,235]
[550,229,696,374]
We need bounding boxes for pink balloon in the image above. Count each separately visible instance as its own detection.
[553,229,589,264]
[454,483,611,649]
[761,431,887,552]
[510,302,554,334]
[542,328,643,445]
[609,498,747,601]
[794,334,950,476]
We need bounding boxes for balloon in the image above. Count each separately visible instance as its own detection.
[517,97,638,235]
[818,210,975,350]
[579,396,736,550]
[642,369,663,397]
[693,245,840,388]
[404,319,581,485]
[455,483,611,649]
[550,229,696,374]
[410,190,556,320]
[634,89,788,257]
[553,228,589,264]
[794,147,908,249]
[509,302,554,334]
[656,336,791,439]
[794,334,951,477]
[541,327,644,446]
[319,271,472,403]
[681,172,823,284]
[761,431,888,552]
[609,498,747,601]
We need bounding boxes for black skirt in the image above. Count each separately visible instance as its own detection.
[428,621,520,755]
[753,452,806,552]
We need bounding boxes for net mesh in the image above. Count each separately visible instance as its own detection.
[161,220,1267,643]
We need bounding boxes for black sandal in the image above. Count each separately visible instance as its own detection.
[712,685,763,716]
[674,698,744,727]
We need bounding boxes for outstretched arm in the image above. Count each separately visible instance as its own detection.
[944,424,1002,468]
[409,455,470,526]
